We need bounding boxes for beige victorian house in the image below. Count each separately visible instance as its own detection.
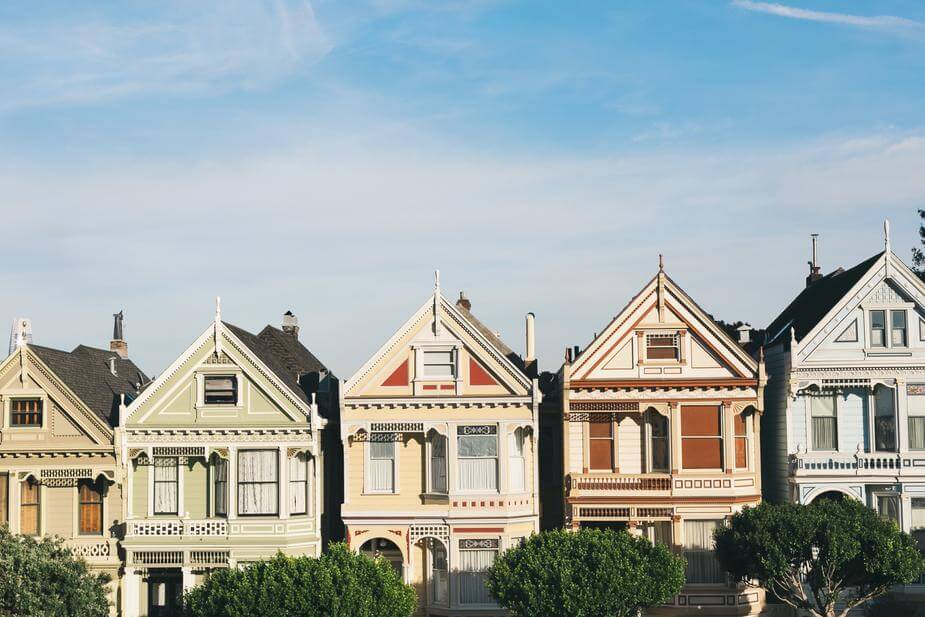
[119,305,329,617]
[342,277,540,617]
[0,316,147,614]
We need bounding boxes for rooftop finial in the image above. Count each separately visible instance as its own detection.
[659,254,664,271]
[884,219,891,254]
[215,296,222,322]
[433,270,442,336]
[435,269,440,291]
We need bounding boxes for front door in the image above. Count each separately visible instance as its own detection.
[147,570,183,617]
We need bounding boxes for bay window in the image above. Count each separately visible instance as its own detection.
[908,384,925,450]
[683,520,725,584]
[458,539,498,605]
[238,450,278,516]
[508,429,525,492]
[457,426,498,492]
[810,394,838,451]
[681,405,722,469]
[873,385,896,452]
[368,436,396,493]
[153,457,179,515]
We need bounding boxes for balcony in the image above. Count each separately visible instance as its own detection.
[124,517,317,544]
[65,538,120,566]
[789,452,922,477]
[567,472,758,500]
[127,519,228,538]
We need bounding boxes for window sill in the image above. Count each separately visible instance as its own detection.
[362,491,398,496]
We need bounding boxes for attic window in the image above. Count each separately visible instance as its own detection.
[204,376,238,405]
[646,333,680,361]
[10,399,42,427]
[422,350,456,379]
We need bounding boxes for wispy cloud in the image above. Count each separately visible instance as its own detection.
[0,1,332,110]
[731,1,924,35]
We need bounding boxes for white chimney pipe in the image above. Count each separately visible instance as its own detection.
[109,357,117,376]
[525,313,535,362]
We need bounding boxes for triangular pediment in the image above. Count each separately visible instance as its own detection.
[346,294,530,399]
[125,323,310,428]
[572,272,756,382]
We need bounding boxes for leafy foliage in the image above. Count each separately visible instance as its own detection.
[486,529,685,617]
[182,543,416,617]
[715,500,925,617]
[0,526,110,617]
[912,208,925,277]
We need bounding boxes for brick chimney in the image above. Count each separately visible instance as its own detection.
[110,311,128,359]
[457,291,471,312]
[282,310,299,339]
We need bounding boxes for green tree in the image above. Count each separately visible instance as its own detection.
[715,500,925,617]
[182,543,415,617]
[912,209,925,277]
[486,529,685,617]
[0,526,110,617]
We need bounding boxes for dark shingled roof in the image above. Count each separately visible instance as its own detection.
[257,325,329,379]
[765,251,884,346]
[222,322,314,404]
[454,303,526,372]
[29,344,148,427]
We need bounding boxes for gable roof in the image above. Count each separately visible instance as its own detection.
[256,325,330,379]
[222,322,313,404]
[454,303,525,371]
[765,251,884,345]
[29,344,148,427]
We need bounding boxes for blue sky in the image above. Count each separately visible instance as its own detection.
[2,1,925,377]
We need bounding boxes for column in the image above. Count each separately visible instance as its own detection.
[896,379,908,454]
[447,424,457,493]
[228,447,237,520]
[670,403,681,474]
[181,566,195,594]
[722,402,734,475]
[122,567,140,617]
[279,447,289,520]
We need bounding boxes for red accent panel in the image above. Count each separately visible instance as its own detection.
[381,359,409,387]
[440,384,455,390]
[469,357,499,386]
[422,384,438,390]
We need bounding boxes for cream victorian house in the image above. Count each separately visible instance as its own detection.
[561,262,766,616]
[342,277,540,617]
[119,304,329,617]
[0,315,147,614]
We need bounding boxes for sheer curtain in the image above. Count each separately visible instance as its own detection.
[430,436,447,493]
[154,457,179,515]
[683,520,725,584]
[369,441,395,492]
[458,434,498,492]
[458,549,497,604]
[289,454,308,515]
[213,458,227,516]
[874,386,897,451]
[508,430,525,492]
[911,417,925,450]
[811,395,838,451]
[238,450,278,515]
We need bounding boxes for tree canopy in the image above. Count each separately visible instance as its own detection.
[181,543,416,617]
[0,527,110,617]
[486,528,685,617]
[715,499,925,617]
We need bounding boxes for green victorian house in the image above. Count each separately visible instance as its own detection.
[119,303,333,617]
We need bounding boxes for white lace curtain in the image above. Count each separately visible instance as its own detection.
[238,450,278,515]
[430,435,447,493]
[508,430,525,492]
[369,441,395,492]
[457,549,497,605]
[458,435,497,492]
[154,457,179,514]
[683,520,725,584]
[289,454,309,515]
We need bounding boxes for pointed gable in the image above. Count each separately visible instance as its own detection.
[346,290,531,399]
[571,269,757,384]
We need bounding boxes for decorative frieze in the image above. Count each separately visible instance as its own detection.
[459,538,499,550]
[410,524,449,545]
[568,401,639,412]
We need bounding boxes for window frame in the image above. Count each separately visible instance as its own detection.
[646,411,670,473]
[809,393,838,452]
[680,405,724,470]
[9,397,43,428]
[456,425,499,493]
[152,457,180,516]
[457,538,500,606]
[891,310,908,347]
[874,492,901,527]
[77,479,105,536]
[869,310,887,348]
[682,519,726,585]
[365,434,398,494]
[237,449,280,517]
[645,332,681,362]
[873,385,897,453]
[203,375,238,405]
[212,456,228,517]
[20,477,41,536]
[587,414,615,472]
[508,428,526,493]
[428,433,448,494]
[288,452,309,516]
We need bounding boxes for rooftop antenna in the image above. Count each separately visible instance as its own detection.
[884,219,891,254]
[214,296,223,356]
[433,270,442,337]
[806,234,822,286]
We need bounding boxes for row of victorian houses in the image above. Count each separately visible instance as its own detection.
[1,224,923,616]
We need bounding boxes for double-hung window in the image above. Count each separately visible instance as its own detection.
[681,406,723,469]
[874,385,897,452]
[153,457,179,515]
[10,398,42,427]
[289,453,309,515]
[892,310,908,346]
[870,309,908,348]
[648,413,670,472]
[429,434,447,494]
[213,457,228,517]
[204,375,237,405]
[238,450,278,516]
[683,520,725,584]
[20,478,40,536]
[422,350,456,379]
[368,435,396,493]
[870,310,887,347]
[734,413,749,468]
[588,414,614,471]
[508,429,525,492]
[78,479,104,535]
[458,539,498,605]
[457,426,498,492]
[908,385,925,450]
[810,394,838,451]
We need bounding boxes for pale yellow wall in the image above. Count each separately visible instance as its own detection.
[44,485,75,537]
[132,460,148,516]
[184,459,207,518]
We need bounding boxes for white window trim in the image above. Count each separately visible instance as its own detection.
[4,391,49,431]
[148,456,184,517]
[864,305,913,352]
[455,425,500,495]
[412,344,461,382]
[807,393,839,454]
[236,448,281,517]
[195,369,245,410]
[72,478,108,537]
[873,491,902,527]
[364,436,399,495]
